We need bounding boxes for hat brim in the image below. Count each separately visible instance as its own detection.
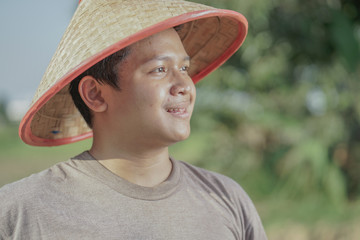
[19,8,247,146]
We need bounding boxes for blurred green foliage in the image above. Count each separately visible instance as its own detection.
[189,0,360,204]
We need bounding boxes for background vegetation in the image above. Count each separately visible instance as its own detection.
[1,0,360,239]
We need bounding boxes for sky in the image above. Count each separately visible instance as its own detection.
[0,0,77,103]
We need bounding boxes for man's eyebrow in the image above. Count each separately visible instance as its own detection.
[152,55,191,62]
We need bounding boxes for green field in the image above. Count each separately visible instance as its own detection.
[0,124,91,186]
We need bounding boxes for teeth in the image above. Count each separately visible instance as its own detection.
[167,108,185,113]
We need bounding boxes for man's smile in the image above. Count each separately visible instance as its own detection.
[164,100,191,119]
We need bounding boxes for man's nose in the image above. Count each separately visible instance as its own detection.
[170,71,193,96]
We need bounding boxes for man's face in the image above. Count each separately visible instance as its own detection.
[101,28,196,148]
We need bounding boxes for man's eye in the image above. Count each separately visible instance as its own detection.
[153,67,166,73]
[180,66,189,72]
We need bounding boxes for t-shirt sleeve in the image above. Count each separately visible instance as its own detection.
[0,172,50,239]
[228,178,268,240]
[0,183,18,239]
[243,196,267,240]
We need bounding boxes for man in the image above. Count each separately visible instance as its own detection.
[0,0,267,239]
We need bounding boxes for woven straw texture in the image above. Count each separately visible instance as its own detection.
[23,0,246,145]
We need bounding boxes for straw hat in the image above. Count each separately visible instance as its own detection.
[19,0,248,146]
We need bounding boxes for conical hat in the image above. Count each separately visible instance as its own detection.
[19,0,248,146]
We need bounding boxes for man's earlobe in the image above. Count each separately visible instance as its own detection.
[78,76,108,112]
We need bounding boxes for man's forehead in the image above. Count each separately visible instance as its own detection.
[132,28,179,47]
[126,28,188,60]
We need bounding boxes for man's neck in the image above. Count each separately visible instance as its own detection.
[89,145,172,188]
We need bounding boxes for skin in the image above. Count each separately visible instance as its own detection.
[78,28,196,187]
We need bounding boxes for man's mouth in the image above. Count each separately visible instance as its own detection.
[167,108,186,113]
[165,103,191,118]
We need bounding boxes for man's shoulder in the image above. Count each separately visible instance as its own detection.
[0,160,67,200]
[178,160,240,186]
[177,160,267,239]
[0,155,88,238]
[0,151,91,196]
[177,160,249,199]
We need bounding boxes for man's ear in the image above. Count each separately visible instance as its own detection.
[78,76,107,113]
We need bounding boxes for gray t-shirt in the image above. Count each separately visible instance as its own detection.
[0,151,267,240]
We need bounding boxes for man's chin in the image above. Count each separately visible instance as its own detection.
[166,129,191,146]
